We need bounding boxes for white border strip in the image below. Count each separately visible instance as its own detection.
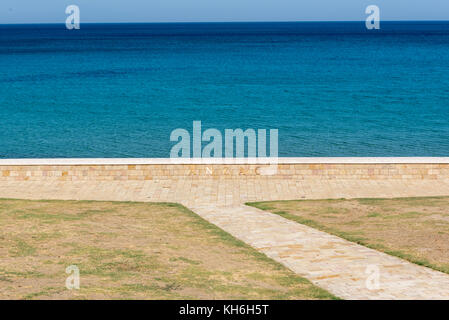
[0,157,449,165]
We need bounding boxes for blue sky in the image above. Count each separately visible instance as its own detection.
[1,0,448,24]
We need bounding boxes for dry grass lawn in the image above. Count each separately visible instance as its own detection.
[249,196,449,274]
[0,199,335,300]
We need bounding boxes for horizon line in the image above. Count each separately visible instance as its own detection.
[1,19,449,25]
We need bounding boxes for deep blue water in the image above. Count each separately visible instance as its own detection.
[0,22,449,158]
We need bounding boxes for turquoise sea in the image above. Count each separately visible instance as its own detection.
[0,22,449,158]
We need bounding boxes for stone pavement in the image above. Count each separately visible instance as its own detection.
[1,176,449,299]
[2,178,449,206]
[192,205,449,300]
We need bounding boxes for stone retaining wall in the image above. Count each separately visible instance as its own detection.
[0,158,448,181]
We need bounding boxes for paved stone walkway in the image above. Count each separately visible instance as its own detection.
[192,205,449,300]
[2,178,449,206]
[1,178,449,299]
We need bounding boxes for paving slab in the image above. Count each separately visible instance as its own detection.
[191,205,449,300]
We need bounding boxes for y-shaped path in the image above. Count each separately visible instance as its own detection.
[1,179,449,299]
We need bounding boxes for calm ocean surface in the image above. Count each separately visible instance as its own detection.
[0,22,449,158]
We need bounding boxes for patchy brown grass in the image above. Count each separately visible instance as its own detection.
[248,197,449,274]
[0,199,335,300]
